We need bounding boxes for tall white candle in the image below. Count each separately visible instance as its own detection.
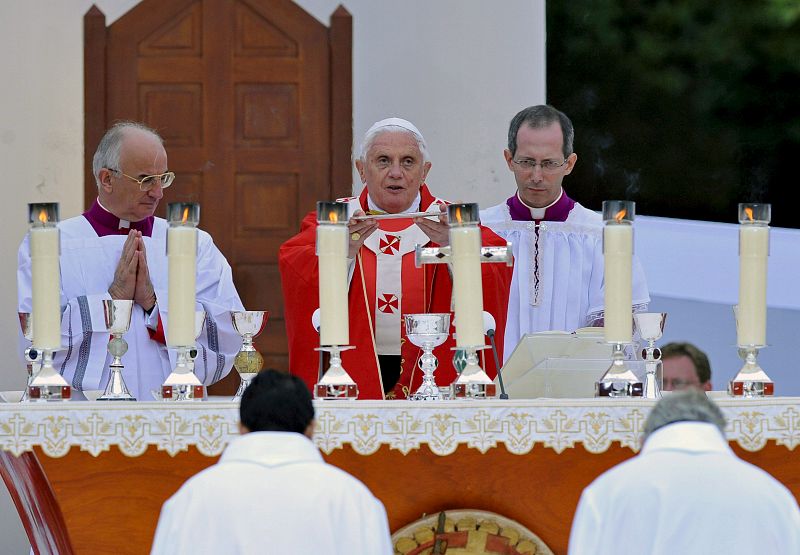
[450,226,484,347]
[30,225,61,349]
[738,224,768,346]
[603,223,633,343]
[167,226,197,346]
[317,224,349,346]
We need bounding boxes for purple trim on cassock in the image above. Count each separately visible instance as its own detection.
[505,192,576,222]
[83,199,154,237]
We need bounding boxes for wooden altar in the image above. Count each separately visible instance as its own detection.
[1,397,798,554]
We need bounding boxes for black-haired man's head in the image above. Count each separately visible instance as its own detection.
[239,369,315,438]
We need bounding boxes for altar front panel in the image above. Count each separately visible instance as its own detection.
[1,398,798,555]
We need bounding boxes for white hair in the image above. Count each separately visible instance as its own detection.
[91,121,163,187]
[358,117,429,162]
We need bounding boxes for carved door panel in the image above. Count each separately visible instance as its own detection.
[85,0,352,389]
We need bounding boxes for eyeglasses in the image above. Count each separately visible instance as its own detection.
[511,158,569,174]
[109,169,175,191]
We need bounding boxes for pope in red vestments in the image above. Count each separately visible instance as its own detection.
[279,118,512,399]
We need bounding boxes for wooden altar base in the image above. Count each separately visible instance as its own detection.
[2,441,798,554]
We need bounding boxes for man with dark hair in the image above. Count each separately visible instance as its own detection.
[661,341,712,391]
[481,105,649,360]
[568,390,800,554]
[151,370,392,554]
[17,121,243,399]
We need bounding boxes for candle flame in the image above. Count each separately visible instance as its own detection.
[455,206,463,224]
[181,207,189,224]
[329,211,338,223]
[38,209,48,224]
[614,209,627,223]
[744,207,754,221]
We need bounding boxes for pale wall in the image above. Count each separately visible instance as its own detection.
[0,1,544,552]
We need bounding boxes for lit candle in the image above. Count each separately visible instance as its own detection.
[448,203,484,347]
[737,203,770,347]
[603,201,634,344]
[316,202,349,346]
[167,203,199,347]
[28,203,61,350]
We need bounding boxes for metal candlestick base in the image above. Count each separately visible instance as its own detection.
[315,346,358,399]
[231,310,268,401]
[161,345,205,401]
[160,312,207,401]
[99,300,135,401]
[405,313,450,401]
[451,346,496,399]
[634,312,667,400]
[729,346,773,397]
[27,349,71,402]
[596,343,643,397]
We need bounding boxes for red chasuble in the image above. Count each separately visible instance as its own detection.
[279,185,513,399]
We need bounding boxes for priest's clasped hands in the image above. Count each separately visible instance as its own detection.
[108,230,157,313]
[346,204,449,258]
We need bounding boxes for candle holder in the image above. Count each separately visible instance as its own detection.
[160,311,207,401]
[26,203,70,402]
[404,313,450,401]
[27,349,71,402]
[595,343,643,397]
[314,345,358,399]
[730,306,773,397]
[98,299,135,401]
[451,346,497,399]
[314,201,358,400]
[634,312,667,399]
[231,310,268,401]
[18,313,39,402]
[730,203,773,397]
[415,203,511,400]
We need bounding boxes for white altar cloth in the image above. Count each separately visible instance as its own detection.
[0,397,797,458]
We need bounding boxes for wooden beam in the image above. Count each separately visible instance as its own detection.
[329,5,353,200]
[84,5,107,211]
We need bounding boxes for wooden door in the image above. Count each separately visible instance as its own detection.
[84,0,352,389]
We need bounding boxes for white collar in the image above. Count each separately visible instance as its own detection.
[220,431,322,467]
[641,421,732,456]
[96,198,130,228]
[367,192,421,214]
[517,188,563,219]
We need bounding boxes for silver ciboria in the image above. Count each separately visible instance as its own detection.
[160,311,207,401]
[415,203,512,399]
[730,203,773,397]
[26,202,71,401]
[314,202,358,399]
[18,313,39,402]
[231,310,268,400]
[98,299,136,401]
[404,313,451,400]
[634,312,667,399]
[596,200,642,398]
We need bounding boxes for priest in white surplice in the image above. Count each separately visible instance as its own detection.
[569,390,800,555]
[481,105,649,360]
[151,370,392,554]
[17,122,244,399]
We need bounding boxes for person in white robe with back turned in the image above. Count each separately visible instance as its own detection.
[151,370,392,554]
[569,390,800,555]
[481,105,649,361]
[17,122,243,400]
